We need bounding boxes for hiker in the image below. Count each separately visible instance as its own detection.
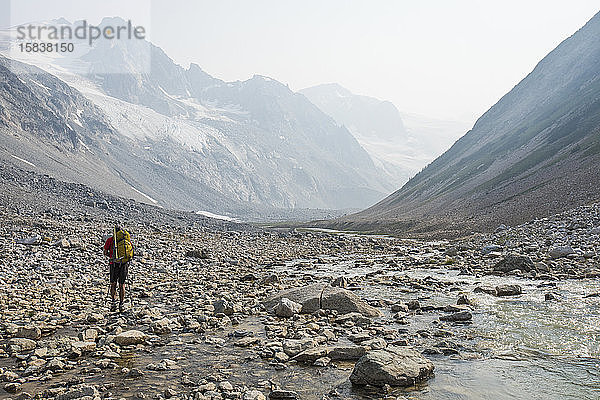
[103,224,134,312]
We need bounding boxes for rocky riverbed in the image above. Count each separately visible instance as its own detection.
[1,166,600,400]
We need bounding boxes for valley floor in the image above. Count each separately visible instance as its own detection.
[1,167,600,399]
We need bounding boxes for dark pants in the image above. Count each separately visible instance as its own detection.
[110,262,129,285]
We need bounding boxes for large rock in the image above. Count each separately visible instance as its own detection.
[152,318,172,334]
[350,346,434,387]
[263,284,380,317]
[293,346,330,363]
[263,284,324,314]
[321,286,382,317]
[114,330,147,346]
[440,311,472,322]
[493,254,534,273]
[17,324,42,340]
[282,338,317,357]
[8,338,36,352]
[549,246,575,259]
[275,298,302,318]
[495,284,522,297]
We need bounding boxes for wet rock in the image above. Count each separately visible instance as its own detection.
[269,390,300,400]
[406,300,420,310]
[350,346,434,387]
[293,346,329,363]
[549,246,575,259]
[265,284,381,317]
[439,311,472,322]
[114,330,146,346]
[456,294,472,306]
[493,254,534,273]
[545,293,557,301]
[275,298,302,318]
[474,286,497,295]
[127,368,144,378]
[391,303,409,313]
[495,284,522,297]
[70,341,96,358]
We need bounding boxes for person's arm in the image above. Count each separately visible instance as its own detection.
[103,238,112,258]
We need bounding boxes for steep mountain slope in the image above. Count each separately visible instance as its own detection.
[300,84,468,185]
[0,17,398,215]
[333,11,600,236]
[0,56,244,213]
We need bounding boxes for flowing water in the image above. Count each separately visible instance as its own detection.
[276,255,600,399]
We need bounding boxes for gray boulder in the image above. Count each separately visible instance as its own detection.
[264,284,381,317]
[440,311,472,322]
[17,324,41,340]
[275,298,302,318]
[263,283,324,314]
[282,338,317,357]
[549,246,575,259]
[8,338,36,352]
[114,330,146,346]
[493,254,534,273]
[495,284,522,297]
[350,346,434,387]
[321,286,381,317]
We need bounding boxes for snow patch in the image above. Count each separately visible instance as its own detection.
[11,154,36,167]
[131,187,158,204]
[196,210,238,222]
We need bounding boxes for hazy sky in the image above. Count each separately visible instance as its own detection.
[3,0,599,125]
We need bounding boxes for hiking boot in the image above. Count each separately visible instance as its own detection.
[119,301,124,313]
[110,300,117,312]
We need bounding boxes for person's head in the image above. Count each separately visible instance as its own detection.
[114,223,122,232]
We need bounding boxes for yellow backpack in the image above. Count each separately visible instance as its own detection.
[113,228,134,263]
